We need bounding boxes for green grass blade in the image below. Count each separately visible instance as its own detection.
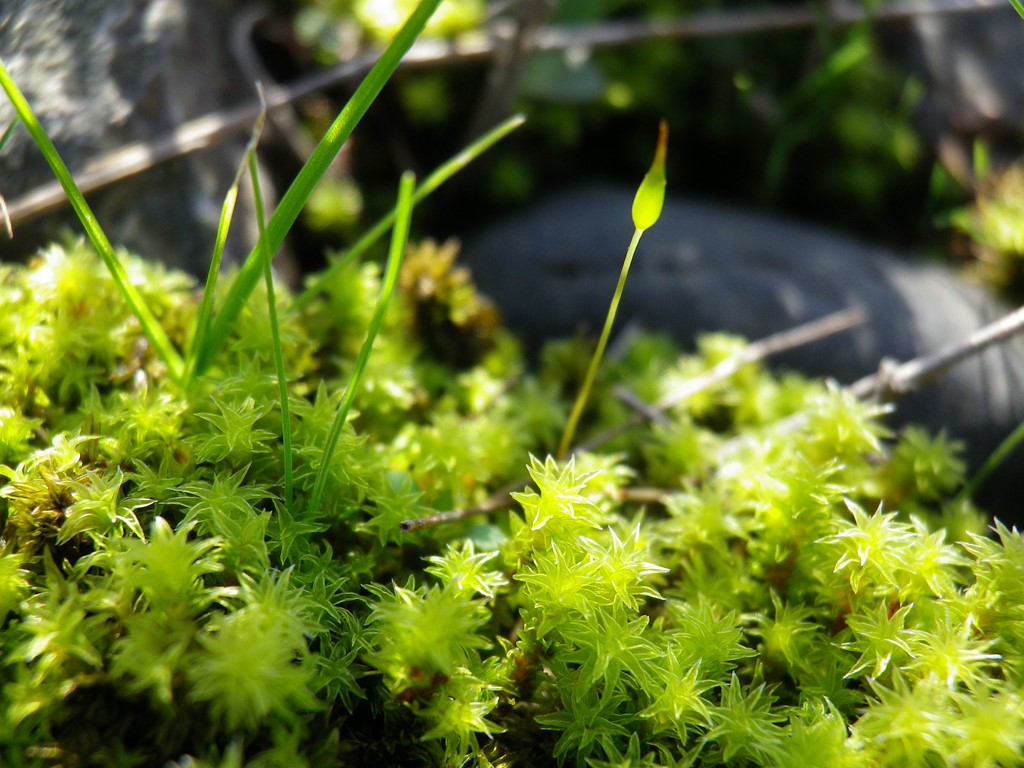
[1010,0,1024,20]
[185,102,268,384]
[0,115,19,151]
[306,171,416,518]
[193,0,442,376]
[185,187,239,379]
[957,417,1024,503]
[291,112,527,311]
[0,58,185,383]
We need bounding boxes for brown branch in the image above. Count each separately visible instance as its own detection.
[661,306,869,409]
[849,303,1024,399]
[720,302,1024,461]
[579,306,867,451]
[0,194,11,239]
[6,54,378,227]
[614,386,672,426]
[467,0,554,139]
[526,0,1007,52]
[615,486,673,505]
[399,477,526,532]
[5,0,1008,226]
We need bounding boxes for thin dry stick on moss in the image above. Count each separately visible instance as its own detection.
[578,305,868,452]
[615,388,672,427]
[529,0,1006,48]
[467,0,553,139]
[400,306,867,532]
[400,479,525,532]
[615,487,675,505]
[0,195,10,238]
[848,303,1024,399]
[720,301,1024,462]
[5,54,376,227]
[3,0,1005,226]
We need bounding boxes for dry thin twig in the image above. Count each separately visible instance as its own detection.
[0,195,11,239]
[5,55,377,227]
[525,0,1007,50]
[400,478,528,532]
[4,0,1008,226]
[578,305,867,451]
[720,302,1024,461]
[615,487,673,505]
[467,0,554,139]
[399,306,867,532]
[850,303,1024,399]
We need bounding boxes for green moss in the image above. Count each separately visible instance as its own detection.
[0,241,1022,766]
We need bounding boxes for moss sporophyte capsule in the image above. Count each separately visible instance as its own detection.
[631,120,668,231]
[557,120,670,458]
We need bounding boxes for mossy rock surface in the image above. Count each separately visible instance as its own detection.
[1,241,1023,766]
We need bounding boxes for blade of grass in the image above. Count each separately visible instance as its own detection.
[956,417,1024,504]
[291,112,526,312]
[192,0,442,377]
[185,97,268,384]
[1010,0,1024,20]
[0,58,185,384]
[250,142,295,514]
[0,115,18,151]
[306,171,416,518]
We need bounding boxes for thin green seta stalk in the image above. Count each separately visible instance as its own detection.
[306,171,417,518]
[193,0,442,377]
[556,229,643,460]
[0,58,185,384]
[185,101,268,385]
[291,112,526,311]
[557,121,668,459]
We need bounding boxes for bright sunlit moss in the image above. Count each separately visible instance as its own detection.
[0,242,1022,766]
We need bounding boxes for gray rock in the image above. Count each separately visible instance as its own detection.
[905,5,1024,147]
[0,0,256,273]
[461,184,1024,498]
